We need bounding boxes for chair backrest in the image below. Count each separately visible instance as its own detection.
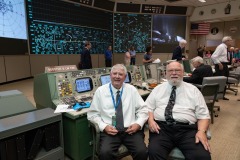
[202,76,227,99]
[201,83,219,102]
[182,60,192,73]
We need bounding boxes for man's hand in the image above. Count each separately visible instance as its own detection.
[125,123,141,135]
[148,119,160,134]
[195,131,211,153]
[104,125,118,135]
[218,63,223,70]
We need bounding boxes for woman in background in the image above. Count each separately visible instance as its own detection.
[205,50,212,58]
[124,48,131,66]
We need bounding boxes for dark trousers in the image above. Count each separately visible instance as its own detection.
[105,59,112,67]
[148,121,211,160]
[130,58,136,65]
[214,63,229,97]
[99,130,148,160]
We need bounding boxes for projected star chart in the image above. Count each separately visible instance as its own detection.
[28,22,112,54]
[0,0,27,39]
[114,14,151,53]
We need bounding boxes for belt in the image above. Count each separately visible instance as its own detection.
[220,62,229,65]
[156,120,190,126]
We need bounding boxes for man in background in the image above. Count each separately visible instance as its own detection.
[197,45,205,58]
[183,56,213,85]
[130,46,136,65]
[105,45,112,67]
[172,39,187,61]
[80,41,92,69]
[211,36,232,100]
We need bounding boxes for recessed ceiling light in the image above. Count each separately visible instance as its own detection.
[199,0,206,2]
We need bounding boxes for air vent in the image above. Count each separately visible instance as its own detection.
[164,0,181,2]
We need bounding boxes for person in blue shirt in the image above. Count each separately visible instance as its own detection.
[105,45,112,67]
[130,46,136,65]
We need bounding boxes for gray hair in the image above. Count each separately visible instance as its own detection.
[222,36,232,43]
[111,64,127,75]
[191,56,203,64]
[179,39,187,45]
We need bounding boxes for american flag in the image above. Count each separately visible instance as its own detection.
[190,23,210,35]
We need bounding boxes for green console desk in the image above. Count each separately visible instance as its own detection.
[63,108,93,160]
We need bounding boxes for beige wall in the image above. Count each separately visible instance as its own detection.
[189,20,240,58]
[0,56,6,83]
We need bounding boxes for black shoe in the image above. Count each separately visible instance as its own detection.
[223,97,229,100]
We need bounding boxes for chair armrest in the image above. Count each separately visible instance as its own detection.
[194,84,203,89]
[206,129,211,140]
[89,121,100,155]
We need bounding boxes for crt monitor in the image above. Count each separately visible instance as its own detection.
[75,77,93,93]
[100,72,131,85]
[124,72,131,83]
[100,74,111,85]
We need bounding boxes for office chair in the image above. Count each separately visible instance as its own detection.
[168,128,211,160]
[201,84,219,124]
[227,66,240,95]
[195,76,227,117]
[182,60,192,74]
[90,121,211,160]
[89,121,130,160]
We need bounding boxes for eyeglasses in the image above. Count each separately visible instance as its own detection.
[166,69,182,73]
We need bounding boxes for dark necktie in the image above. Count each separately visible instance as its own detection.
[116,91,124,131]
[164,86,176,124]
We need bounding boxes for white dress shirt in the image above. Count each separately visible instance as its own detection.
[146,81,210,124]
[211,43,228,64]
[87,83,148,132]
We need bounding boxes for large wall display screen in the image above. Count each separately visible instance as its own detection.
[114,14,151,53]
[0,0,28,55]
[152,15,186,53]
[26,0,113,54]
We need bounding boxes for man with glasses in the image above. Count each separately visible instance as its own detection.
[146,61,211,160]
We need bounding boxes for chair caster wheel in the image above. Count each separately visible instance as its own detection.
[218,108,220,111]
[215,115,218,117]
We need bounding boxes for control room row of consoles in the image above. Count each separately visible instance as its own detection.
[34,65,150,110]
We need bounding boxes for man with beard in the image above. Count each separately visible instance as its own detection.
[145,61,211,160]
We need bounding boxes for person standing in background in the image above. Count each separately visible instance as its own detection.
[142,46,154,64]
[172,39,187,61]
[197,45,205,58]
[80,41,92,69]
[124,48,131,66]
[205,50,212,58]
[211,36,233,100]
[130,46,136,65]
[227,47,234,65]
[105,45,112,67]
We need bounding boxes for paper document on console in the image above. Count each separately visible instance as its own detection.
[54,105,74,113]
[152,58,161,63]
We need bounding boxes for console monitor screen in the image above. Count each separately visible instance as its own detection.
[75,77,93,93]
[100,72,131,85]
[124,72,131,83]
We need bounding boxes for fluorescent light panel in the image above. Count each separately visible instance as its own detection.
[199,0,206,2]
